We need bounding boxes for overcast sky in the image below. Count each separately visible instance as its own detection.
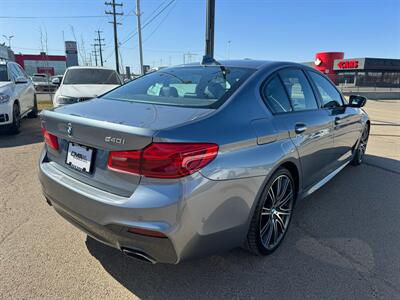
[1,0,399,73]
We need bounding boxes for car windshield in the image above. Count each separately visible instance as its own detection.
[63,68,120,85]
[0,65,9,81]
[104,66,255,108]
[32,76,48,82]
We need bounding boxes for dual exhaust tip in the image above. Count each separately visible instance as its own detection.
[121,248,156,264]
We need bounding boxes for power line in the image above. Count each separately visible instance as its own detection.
[118,0,168,44]
[103,0,176,68]
[0,15,132,19]
[142,1,176,43]
[105,0,123,74]
[119,0,176,47]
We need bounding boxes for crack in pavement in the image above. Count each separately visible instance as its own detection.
[293,221,400,298]
[0,218,30,247]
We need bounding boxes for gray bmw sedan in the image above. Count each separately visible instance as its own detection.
[39,60,370,264]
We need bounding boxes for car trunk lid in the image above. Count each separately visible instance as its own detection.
[41,109,154,197]
[40,99,214,197]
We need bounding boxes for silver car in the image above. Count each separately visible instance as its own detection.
[39,60,370,264]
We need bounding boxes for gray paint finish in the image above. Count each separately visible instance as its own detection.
[39,60,369,263]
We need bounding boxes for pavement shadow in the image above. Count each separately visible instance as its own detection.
[0,118,43,148]
[86,155,400,299]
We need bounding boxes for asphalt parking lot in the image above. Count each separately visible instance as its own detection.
[0,100,399,299]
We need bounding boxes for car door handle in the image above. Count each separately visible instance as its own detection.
[335,117,343,125]
[295,123,307,134]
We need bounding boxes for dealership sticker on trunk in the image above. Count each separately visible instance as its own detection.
[66,143,93,173]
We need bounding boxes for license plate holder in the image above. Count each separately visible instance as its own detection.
[66,142,94,173]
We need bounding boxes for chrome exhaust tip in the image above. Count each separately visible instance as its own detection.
[121,248,156,264]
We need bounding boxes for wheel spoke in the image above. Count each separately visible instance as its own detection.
[261,219,273,246]
[277,177,289,202]
[261,207,271,216]
[276,191,293,209]
[260,218,271,237]
[272,218,279,244]
[275,176,282,199]
[275,213,286,232]
[276,208,291,216]
[268,187,276,205]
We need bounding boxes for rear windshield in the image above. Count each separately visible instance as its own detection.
[103,66,255,108]
[63,69,121,85]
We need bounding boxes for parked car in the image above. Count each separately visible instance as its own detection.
[50,75,63,86]
[31,73,57,93]
[39,60,369,263]
[52,66,122,107]
[0,61,37,134]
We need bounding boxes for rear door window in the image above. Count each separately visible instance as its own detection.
[262,76,292,113]
[279,69,318,111]
[307,71,343,108]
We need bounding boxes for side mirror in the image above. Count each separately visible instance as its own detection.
[51,78,61,85]
[348,95,367,108]
[15,76,28,84]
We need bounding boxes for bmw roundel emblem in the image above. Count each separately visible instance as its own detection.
[67,123,73,136]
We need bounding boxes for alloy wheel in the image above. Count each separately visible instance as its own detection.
[357,126,369,163]
[13,104,21,129]
[259,174,294,250]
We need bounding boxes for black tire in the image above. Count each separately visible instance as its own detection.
[247,167,296,256]
[27,94,38,118]
[351,124,369,166]
[8,102,21,134]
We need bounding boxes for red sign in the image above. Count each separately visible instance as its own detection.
[37,67,55,76]
[337,60,359,69]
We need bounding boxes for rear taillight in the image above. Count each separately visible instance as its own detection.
[41,127,59,150]
[108,143,218,178]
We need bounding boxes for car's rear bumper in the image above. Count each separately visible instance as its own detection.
[38,148,264,263]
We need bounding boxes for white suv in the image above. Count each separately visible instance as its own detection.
[0,61,37,134]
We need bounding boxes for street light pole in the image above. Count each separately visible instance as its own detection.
[2,35,14,48]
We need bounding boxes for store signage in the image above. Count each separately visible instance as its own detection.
[337,60,359,69]
[314,57,322,66]
[65,41,78,55]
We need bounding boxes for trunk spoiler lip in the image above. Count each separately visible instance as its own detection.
[41,109,156,137]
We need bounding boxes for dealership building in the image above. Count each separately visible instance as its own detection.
[14,52,67,76]
[309,52,400,88]
[13,41,79,76]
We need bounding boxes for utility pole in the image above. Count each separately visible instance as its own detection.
[136,0,144,75]
[105,0,123,73]
[87,52,93,66]
[183,52,196,64]
[92,44,98,66]
[94,30,105,66]
[205,0,215,58]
